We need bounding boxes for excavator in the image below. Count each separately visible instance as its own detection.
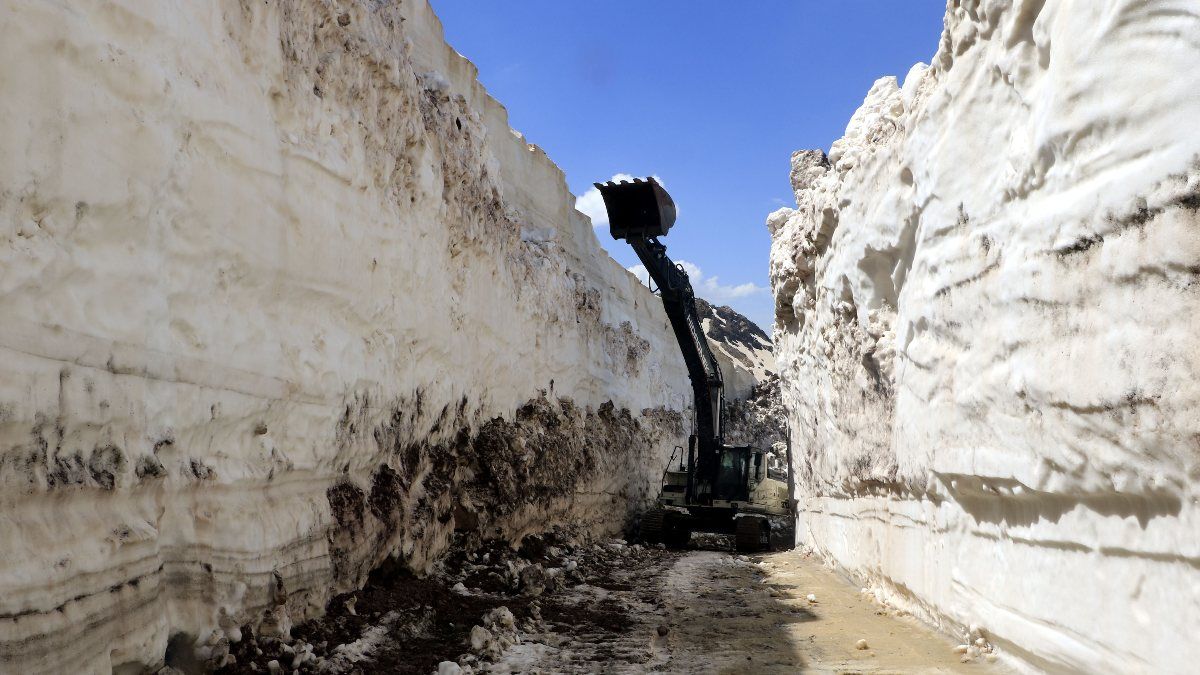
[593,177,796,552]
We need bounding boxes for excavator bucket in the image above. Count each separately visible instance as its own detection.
[593,177,676,241]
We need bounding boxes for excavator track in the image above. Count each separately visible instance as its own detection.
[663,513,692,549]
[735,515,769,553]
[640,507,666,545]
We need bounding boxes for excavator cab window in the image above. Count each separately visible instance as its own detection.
[715,448,750,501]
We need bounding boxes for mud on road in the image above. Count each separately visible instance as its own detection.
[215,534,1006,674]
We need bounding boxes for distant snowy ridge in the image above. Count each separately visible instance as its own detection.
[694,297,775,401]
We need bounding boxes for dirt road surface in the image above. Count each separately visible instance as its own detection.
[490,544,1006,674]
[664,550,1002,673]
[219,537,1008,674]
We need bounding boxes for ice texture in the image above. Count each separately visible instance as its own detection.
[768,1,1200,672]
[0,1,723,672]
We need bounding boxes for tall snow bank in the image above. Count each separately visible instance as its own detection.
[769,1,1200,672]
[0,1,690,671]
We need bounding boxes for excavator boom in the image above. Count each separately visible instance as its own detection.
[594,178,724,502]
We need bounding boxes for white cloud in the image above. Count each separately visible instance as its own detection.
[676,260,701,279]
[700,278,765,301]
[576,173,668,228]
[625,260,767,304]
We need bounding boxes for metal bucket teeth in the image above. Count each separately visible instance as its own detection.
[593,176,676,240]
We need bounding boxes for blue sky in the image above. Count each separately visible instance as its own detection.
[430,2,947,330]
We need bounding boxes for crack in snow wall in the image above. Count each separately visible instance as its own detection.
[0,1,692,672]
[768,1,1200,672]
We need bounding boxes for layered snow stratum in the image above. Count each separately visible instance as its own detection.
[0,1,711,671]
[769,1,1200,672]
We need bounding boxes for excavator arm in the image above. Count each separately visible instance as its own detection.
[594,178,725,502]
[626,237,725,448]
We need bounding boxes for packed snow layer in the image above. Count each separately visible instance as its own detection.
[769,1,1200,672]
[0,1,693,672]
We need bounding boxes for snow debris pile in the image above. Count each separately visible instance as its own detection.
[0,1,699,671]
[723,373,787,452]
[218,530,674,674]
[768,0,1200,672]
[469,607,516,652]
[951,627,998,666]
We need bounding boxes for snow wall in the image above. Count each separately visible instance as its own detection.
[0,1,695,671]
[768,1,1200,672]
